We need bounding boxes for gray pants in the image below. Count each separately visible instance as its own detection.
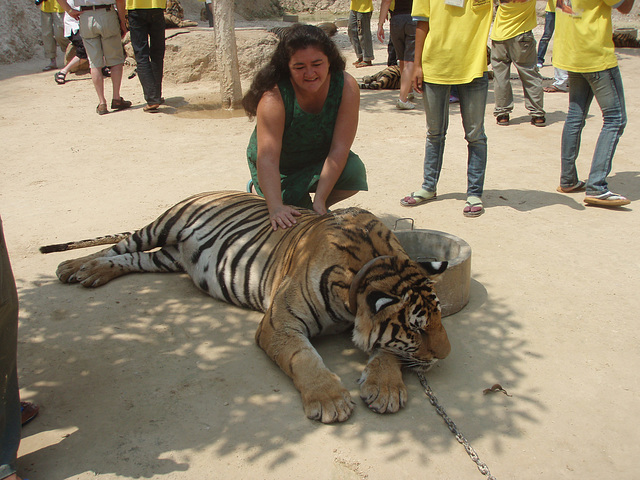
[491,31,544,118]
[348,10,374,62]
[0,217,21,479]
[40,10,69,60]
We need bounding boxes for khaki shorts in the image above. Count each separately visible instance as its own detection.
[78,7,124,69]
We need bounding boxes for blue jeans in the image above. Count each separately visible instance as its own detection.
[560,67,627,195]
[537,12,555,66]
[128,8,165,105]
[421,74,489,197]
[348,10,374,61]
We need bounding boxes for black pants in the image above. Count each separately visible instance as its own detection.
[128,8,165,105]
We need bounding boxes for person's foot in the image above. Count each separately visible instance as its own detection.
[557,180,586,193]
[355,60,373,68]
[21,401,39,425]
[396,98,415,110]
[352,57,363,65]
[531,116,546,127]
[143,103,160,113]
[496,114,509,126]
[42,62,57,71]
[96,103,108,115]
[110,97,132,111]
[584,191,630,207]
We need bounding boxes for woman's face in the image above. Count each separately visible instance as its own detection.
[288,46,330,94]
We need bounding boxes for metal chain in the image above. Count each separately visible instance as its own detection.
[417,372,497,480]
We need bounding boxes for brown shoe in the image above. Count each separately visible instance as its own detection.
[531,116,546,127]
[111,97,132,110]
[21,401,39,426]
[96,103,108,115]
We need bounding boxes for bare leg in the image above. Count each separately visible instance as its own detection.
[109,63,124,100]
[399,60,414,103]
[90,67,106,105]
[326,189,357,208]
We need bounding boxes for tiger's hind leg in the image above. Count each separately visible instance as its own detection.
[58,246,183,287]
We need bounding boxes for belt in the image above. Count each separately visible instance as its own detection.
[79,4,112,11]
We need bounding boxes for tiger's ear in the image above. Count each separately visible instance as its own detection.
[419,260,448,279]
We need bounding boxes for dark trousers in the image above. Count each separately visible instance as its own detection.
[0,217,21,479]
[128,8,165,105]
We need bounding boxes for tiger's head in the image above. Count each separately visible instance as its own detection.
[348,256,451,370]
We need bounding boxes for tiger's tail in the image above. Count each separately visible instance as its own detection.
[39,232,131,254]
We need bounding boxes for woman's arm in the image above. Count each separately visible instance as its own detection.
[313,72,360,214]
[412,20,429,93]
[377,0,393,43]
[256,87,302,230]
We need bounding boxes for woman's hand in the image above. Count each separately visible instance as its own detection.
[312,198,327,216]
[269,204,301,231]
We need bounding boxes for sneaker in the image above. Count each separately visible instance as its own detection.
[584,191,630,207]
[396,99,415,110]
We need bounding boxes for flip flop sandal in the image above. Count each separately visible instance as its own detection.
[54,71,66,85]
[400,191,436,207]
[556,180,586,193]
[544,85,565,93]
[463,196,484,217]
[584,191,630,207]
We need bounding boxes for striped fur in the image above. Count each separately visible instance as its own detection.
[48,191,450,423]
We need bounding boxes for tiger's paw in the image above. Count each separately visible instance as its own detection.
[358,355,407,414]
[59,258,121,287]
[300,379,355,423]
[56,258,89,283]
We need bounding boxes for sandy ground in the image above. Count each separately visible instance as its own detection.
[1,18,640,480]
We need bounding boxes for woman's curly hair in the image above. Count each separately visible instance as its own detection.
[242,23,346,118]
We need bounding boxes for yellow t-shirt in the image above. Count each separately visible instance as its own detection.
[126,0,166,9]
[545,0,555,12]
[412,0,492,84]
[491,0,538,42]
[553,0,619,72]
[351,0,374,13]
[40,0,64,14]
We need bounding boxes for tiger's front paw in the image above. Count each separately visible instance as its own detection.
[358,354,407,414]
[300,376,355,423]
[56,259,88,283]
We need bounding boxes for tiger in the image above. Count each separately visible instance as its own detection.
[42,191,451,424]
[359,65,401,90]
[613,31,640,48]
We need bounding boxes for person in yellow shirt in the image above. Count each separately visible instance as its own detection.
[490,0,545,127]
[348,0,375,67]
[400,0,492,217]
[553,0,634,206]
[126,0,167,112]
[38,0,70,71]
